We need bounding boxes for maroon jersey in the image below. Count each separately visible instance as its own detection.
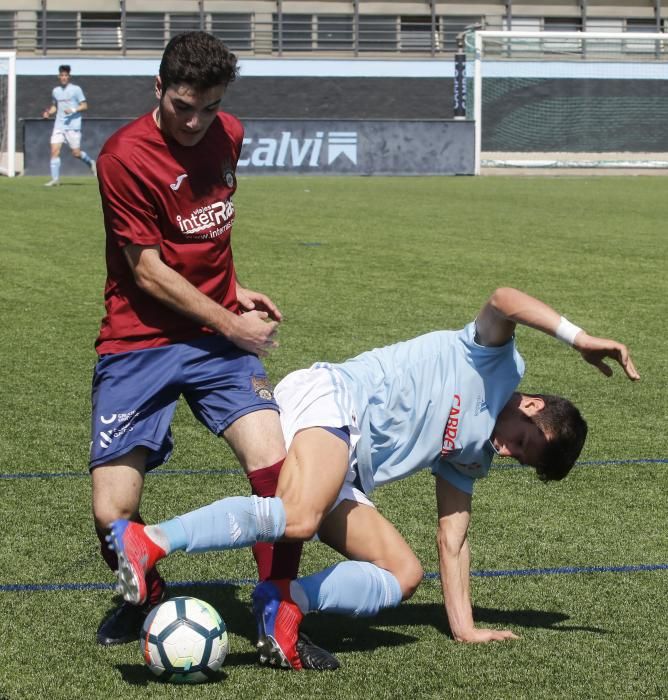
[95,111,243,355]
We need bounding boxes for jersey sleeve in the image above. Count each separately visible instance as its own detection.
[457,321,525,384]
[75,85,86,103]
[97,153,162,247]
[432,461,475,495]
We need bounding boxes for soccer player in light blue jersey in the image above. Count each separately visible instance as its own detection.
[41,65,96,186]
[108,287,639,669]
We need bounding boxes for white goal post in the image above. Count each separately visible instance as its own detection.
[469,31,668,174]
[0,51,16,177]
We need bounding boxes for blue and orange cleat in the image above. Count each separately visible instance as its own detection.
[107,519,166,606]
[252,580,304,670]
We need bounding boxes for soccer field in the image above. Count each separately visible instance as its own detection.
[0,175,666,699]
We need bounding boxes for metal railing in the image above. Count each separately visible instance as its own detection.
[0,9,494,57]
[0,7,662,58]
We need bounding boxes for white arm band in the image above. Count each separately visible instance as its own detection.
[555,316,583,346]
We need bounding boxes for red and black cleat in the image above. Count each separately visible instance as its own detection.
[253,579,304,670]
[107,519,166,605]
[252,579,341,671]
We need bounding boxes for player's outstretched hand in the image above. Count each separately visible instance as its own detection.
[573,332,640,381]
[236,283,283,322]
[229,310,279,357]
[457,627,519,643]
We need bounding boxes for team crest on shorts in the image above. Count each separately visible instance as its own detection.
[252,376,274,400]
[222,167,236,189]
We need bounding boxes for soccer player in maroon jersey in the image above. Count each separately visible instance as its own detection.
[89,32,334,670]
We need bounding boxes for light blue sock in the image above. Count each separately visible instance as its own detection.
[50,157,60,180]
[158,495,286,554]
[156,518,187,552]
[80,151,93,167]
[296,561,403,618]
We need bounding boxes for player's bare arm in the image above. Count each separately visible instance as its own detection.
[236,282,283,322]
[124,245,278,356]
[435,475,518,644]
[476,287,639,381]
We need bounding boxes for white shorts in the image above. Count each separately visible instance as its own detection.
[51,129,81,149]
[275,364,374,511]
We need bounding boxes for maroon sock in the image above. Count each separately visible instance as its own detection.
[247,460,303,581]
[95,514,165,606]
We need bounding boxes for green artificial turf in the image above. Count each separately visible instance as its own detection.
[0,175,665,699]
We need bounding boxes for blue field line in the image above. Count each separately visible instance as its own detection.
[0,468,243,480]
[440,562,668,579]
[0,458,666,480]
[1,563,665,594]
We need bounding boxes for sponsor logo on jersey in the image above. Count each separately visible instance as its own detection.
[474,395,488,416]
[238,131,358,169]
[251,376,274,401]
[170,173,188,191]
[175,199,235,240]
[441,394,462,456]
[222,167,236,188]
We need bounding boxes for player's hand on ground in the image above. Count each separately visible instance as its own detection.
[228,310,279,357]
[573,333,640,381]
[236,283,283,322]
[457,627,519,643]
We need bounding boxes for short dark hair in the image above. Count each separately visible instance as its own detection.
[58,65,71,74]
[529,394,588,482]
[159,32,238,93]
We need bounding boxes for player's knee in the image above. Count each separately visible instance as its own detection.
[287,517,320,541]
[398,559,424,600]
[93,503,137,530]
[401,561,424,600]
[284,509,322,541]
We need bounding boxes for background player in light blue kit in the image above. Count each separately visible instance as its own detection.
[41,64,96,186]
[108,287,639,669]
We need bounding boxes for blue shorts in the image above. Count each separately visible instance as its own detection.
[323,425,350,445]
[89,336,278,470]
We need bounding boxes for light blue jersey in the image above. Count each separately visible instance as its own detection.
[52,83,86,130]
[334,321,525,495]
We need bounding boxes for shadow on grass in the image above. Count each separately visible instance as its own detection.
[116,663,229,686]
[168,582,423,652]
[173,584,608,643]
[109,582,607,679]
[297,603,608,654]
[473,605,608,634]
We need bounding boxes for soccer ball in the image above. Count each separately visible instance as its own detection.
[140,596,229,683]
